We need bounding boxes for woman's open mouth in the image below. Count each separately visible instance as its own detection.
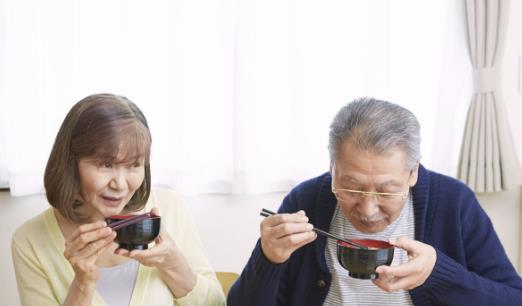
[101,196,124,207]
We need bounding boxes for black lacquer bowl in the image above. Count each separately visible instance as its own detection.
[106,215,161,250]
[337,239,394,279]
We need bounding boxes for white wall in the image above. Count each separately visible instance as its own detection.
[181,193,285,273]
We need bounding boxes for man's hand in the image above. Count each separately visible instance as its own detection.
[260,210,317,264]
[373,236,436,291]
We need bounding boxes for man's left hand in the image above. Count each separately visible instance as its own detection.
[372,236,436,292]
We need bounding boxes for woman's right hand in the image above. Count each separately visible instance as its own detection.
[260,210,317,264]
[63,221,116,285]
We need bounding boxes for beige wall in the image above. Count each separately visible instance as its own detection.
[498,0,522,272]
[477,189,521,271]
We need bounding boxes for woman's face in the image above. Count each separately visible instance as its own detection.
[78,153,145,221]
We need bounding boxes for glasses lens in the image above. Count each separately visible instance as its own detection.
[334,190,360,202]
[334,190,405,204]
[375,193,397,203]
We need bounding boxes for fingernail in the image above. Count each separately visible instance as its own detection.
[297,210,305,215]
[389,237,396,244]
[306,224,313,230]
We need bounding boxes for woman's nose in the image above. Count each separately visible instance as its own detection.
[109,170,126,190]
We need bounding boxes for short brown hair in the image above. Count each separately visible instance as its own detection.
[44,93,152,223]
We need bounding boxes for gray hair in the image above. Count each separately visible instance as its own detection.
[328,97,421,170]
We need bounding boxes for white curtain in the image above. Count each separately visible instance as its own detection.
[458,0,522,192]
[0,0,454,196]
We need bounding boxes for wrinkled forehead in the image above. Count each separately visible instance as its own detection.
[332,143,409,186]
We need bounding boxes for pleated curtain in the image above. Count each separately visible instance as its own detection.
[458,0,522,192]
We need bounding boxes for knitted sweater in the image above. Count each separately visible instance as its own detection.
[228,165,522,305]
[12,188,226,306]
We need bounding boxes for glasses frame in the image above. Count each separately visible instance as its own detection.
[331,183,409,203]
[329,165,415,203]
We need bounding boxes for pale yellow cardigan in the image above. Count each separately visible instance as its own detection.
[12,188,226,306]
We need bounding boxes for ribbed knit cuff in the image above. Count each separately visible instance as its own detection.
[251,241,288,285]
[411,249,461,304]
[176,274,226,306]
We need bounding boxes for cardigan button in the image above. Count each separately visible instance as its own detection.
[316,280,326,288]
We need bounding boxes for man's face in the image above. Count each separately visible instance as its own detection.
[331,140,418,234]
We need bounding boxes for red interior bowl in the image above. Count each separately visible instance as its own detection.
[337,239,394,279]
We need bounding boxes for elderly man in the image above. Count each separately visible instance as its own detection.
[227,97,522,305]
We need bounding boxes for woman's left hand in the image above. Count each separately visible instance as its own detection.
[372,236,436,292]
[115,207,197,297]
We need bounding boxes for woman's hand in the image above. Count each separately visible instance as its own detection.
[63,221,116,285]
[372,236,437,292]
[115,207,197,298]
[260,210,317,264]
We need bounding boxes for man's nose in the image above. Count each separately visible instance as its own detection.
[357,195,379,217]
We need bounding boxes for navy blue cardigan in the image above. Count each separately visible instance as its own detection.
[228,165,522,305]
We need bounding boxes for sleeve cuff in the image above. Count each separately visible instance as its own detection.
[250,240,288,285]
[176,274,226,306]
[410,249,461,303]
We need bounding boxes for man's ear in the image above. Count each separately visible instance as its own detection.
[329,161,334,173]
[408,163,419,187]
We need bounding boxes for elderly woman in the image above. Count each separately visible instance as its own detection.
[11,94,225,306]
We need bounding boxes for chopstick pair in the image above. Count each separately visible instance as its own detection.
[260,208,368,250]
[108,212,152,231]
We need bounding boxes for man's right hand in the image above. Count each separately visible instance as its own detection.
[260,210,317,264]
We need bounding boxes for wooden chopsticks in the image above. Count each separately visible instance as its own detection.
[108,212,152,231]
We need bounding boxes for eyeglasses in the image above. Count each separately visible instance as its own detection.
[331,184,409,204]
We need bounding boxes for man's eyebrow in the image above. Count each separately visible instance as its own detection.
[375,180,402,188]
[337,175,360,184]
[337,175,402,188]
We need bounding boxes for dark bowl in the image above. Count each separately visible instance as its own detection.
[337,239,394,279]
[106,215,161,250]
